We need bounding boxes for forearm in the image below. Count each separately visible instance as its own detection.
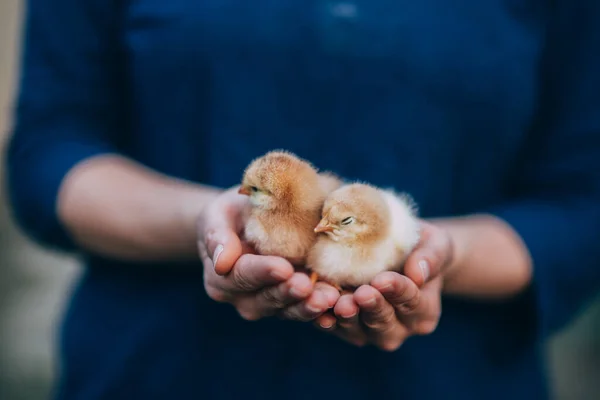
[58,155,222,261]
[433,215,533,299]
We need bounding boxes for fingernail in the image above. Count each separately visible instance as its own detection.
[360,297,376,307]
[290,286,308,298]
[306,304,323,313]
[270,269,290,280]
[320,320,334,329]
[323,291,339,307]
[419,260,430,282]
[212,244,224,270]
[341,311,357,319]
[378,283,393,293]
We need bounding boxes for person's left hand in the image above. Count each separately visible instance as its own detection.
[314,222,454,351]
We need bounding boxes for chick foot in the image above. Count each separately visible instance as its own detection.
[310,271,343,292]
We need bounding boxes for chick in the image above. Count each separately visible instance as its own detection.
[306,183,420,289]
[238,150,342,266]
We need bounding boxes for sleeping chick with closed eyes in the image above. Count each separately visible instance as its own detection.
[238,150,342,266]
[306,183,421,290]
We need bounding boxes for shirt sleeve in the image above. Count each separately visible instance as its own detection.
[488,0,600,336]
[6,0,124,251]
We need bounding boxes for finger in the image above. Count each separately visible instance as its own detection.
[333,294,367,346]
[314,282,341,309]
[203,265,236,304]
[280,290,329,322]
[222,254,294,293]
[334,293,359,320]
[254,272,312,315]
[406,277,443,335]
[277,279,340,321]
[371,272,421,315]
[232,294,265,321]
[402,223,449,287]
[311,283,342,331]
[333,307,367,346]
[354,285,405,351]
[373,272,442,336]
[314,312,337,331]
[314,311,373,350]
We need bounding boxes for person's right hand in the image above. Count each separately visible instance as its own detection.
[197,187,340,321]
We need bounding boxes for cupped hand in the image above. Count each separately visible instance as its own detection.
[197,187,339,321]
[314,221,453,351]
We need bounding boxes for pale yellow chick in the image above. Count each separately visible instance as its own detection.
[307,183,421,289]
[238,150,342,266]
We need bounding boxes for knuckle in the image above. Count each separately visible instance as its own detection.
[397,302,417,314]
[296,305,320,322]
[362,319,379,330]
[234,298,265,321]
[237,307,261,321]
[413,319,439,336]
[428,254,444,275]
[339,333,367,348]
[294,311,314,322]
[397,292,421,314]
[233,269,255,292]
[394,279,408,298]
[380,339,403,352]
[260,288,286,309]
[381,309,397,325]
[205,285,227,303]
[280,308,303,322]
[364,311,396,331]
[204,228,217,247]
[198,242,209,261]
[278,309,294,321]
[364,323,389,335]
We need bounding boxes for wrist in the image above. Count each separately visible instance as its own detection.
[428,217,467,289]
[442,228,459,289]
[432,214,532,298]
[176,183,222,257]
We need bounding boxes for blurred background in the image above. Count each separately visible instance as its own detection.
[0,1,599,399]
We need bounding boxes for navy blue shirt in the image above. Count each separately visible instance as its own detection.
[7,0,600,399]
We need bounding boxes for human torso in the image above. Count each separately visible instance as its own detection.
[58,1,553,399]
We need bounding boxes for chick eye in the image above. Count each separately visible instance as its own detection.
[250,186,258,192]
[341,217,355,225]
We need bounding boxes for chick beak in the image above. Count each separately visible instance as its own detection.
[314,219,334,233]
[238,186,251,196]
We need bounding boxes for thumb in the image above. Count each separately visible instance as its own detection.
[402,223,447,287]
[403,250,439,288]
[200,209,244,276]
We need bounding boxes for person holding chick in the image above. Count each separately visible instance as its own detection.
[6,0,600,399]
